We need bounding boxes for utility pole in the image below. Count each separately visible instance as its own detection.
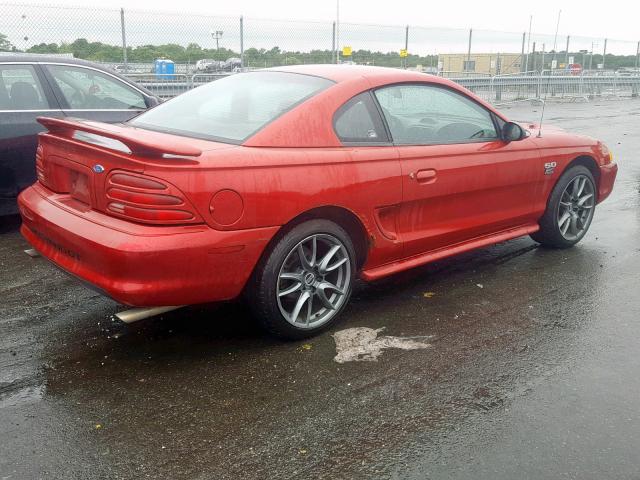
[635,40,640,71]
[467,28,473,64]
[589,42,597,71]
[565,35,570,65]
[602,38,607,70]
[525,15,532,72]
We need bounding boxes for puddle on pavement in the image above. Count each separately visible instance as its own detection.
[332,327,432,363]
[0,382,45,408]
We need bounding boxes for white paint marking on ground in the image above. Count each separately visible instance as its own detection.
[332,327,433,364]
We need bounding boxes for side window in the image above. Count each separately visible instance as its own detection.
[374,84,498,145]
[334,92,388,144]
[46,65,146,110]
[0,65,49,110]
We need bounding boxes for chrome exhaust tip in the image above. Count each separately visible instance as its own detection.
[24,248,40,258]
[115,306,183,323]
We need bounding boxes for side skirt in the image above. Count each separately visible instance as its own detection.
[360,223,540,281]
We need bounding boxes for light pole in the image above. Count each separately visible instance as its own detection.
[589,42,598,71]
[210,30,223,51]
[525,15,532,72]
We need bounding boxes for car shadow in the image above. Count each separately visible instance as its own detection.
[0,214,22,234]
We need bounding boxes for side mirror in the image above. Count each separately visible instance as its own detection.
[145,96,161,108]
[502,121,526,142]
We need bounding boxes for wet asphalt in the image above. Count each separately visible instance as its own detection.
[1,100,639,479]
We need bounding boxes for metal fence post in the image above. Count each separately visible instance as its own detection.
[634,41,640,97]
[520,32,526,72]
[331,22,338,63]
[532,41,537,73]
[240,16,244,68]
[490,75,495,102]
[336,1,340,65]
[495,53,502,101]
[120,8,128,72]
[404,25,409,69]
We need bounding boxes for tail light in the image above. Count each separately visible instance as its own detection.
[105,171,202,225]
[35,144,46,186]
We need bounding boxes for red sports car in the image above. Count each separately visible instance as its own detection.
[18,65,617,339]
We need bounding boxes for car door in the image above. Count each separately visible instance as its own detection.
[0,63,63,212]
[41,63,149,124]
[374,83,541,258]
[333,91,404,266]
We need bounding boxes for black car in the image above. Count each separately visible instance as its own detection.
[0,55,160,215]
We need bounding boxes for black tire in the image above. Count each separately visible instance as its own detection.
[247,219,356,340]
[530,165,597,248]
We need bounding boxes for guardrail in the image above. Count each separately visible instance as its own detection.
[449,73,640,104]
[126,71,640,104]
[124,72,234,98]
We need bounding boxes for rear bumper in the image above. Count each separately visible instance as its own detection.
[18,184,279,306]
[598,162,618,203]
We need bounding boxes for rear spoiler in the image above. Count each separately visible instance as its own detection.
[37,117,202,158]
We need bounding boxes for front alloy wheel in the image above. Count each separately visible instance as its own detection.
[557,174,595,241]
[531,165,597,248]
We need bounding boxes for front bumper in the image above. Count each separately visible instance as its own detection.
[598,162,618,203]
[18,184,279,306]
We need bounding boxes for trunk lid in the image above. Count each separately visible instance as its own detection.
[35,117,229,223]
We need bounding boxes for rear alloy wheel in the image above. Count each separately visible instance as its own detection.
[531,165,596,248]
[277,234,351,329]
[249,220,356,339]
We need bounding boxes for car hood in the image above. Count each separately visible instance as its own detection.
[516,121,597,146]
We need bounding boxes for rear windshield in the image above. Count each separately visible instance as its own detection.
[130,71,333,143]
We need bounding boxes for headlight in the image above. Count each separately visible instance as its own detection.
[600,143,614,164]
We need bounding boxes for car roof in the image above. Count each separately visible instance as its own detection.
[265,64,442,84]
[0,54,107,66]
[246,64,506,148]
[0,54,158,98]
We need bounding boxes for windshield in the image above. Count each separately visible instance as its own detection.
[130,71,334,143]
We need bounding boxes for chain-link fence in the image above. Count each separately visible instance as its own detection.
[2,2,640,103]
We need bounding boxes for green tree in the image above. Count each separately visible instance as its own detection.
[28,42,61,54]
[0,32,15,52]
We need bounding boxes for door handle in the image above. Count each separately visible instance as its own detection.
[410,169,437,183]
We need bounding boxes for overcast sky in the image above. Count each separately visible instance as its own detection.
[12,0,640,42]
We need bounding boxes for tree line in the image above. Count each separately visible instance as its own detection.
[1,34,638,70]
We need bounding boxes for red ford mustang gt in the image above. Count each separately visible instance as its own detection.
[18,65,617,338]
